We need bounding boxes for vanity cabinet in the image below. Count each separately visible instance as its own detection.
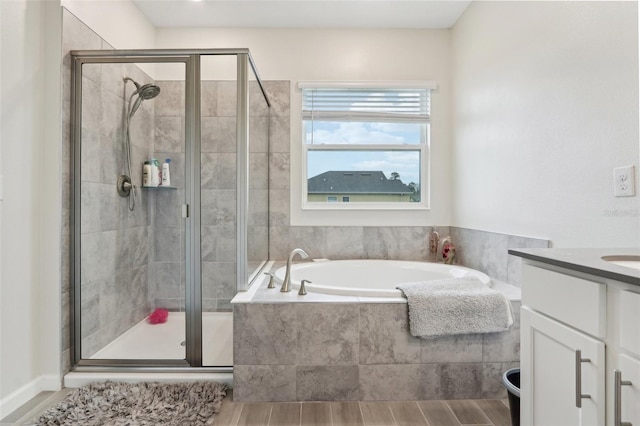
[520,262,640,426]
[521,307,605,425]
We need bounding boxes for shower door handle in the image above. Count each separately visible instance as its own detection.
[182,204,189,218]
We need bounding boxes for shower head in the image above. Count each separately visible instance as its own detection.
[137,83,160,100]
[123,76,160,99]
[123,76,160,117]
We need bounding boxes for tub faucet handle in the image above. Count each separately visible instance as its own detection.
[264,272,275,289]
[299,279,311,296]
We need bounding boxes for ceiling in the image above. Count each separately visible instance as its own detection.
[132,0,471,29]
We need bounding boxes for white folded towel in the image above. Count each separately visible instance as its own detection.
[397,277,513,338]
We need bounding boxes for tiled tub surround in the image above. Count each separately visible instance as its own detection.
[271,225,549,287]
[233,276,521,402]
[450,227,549,287]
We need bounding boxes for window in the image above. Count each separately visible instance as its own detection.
[300,83,431,209]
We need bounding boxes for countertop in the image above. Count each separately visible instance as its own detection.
[509,247,640,286]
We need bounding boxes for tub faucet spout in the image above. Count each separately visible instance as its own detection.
[282,248,309,292]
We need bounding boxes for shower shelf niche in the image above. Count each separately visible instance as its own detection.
[142,186,177,190]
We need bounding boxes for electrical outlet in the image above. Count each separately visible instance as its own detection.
[613,165,635,197]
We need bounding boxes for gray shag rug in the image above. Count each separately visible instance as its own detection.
[33,381,227,426]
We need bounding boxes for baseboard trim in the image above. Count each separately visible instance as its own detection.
[0,375,62,419]
[64,371,233,388]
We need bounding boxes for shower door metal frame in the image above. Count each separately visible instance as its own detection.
[69,49,268,371]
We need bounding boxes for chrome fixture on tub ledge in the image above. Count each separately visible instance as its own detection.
[282,248,309,292]
[264,272,276,289]
[299,279,311,296]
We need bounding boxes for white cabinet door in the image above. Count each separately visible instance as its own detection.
[617,355,640,426]
[522,307,606,426]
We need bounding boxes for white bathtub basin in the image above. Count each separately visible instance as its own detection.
[274,259,491,297]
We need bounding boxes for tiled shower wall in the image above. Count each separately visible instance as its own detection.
[149,80,187,312]
[200,80,238,311]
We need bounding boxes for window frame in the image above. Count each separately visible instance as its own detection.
[299,81,434,211]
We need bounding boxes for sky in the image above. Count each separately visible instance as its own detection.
[305,121,424,185]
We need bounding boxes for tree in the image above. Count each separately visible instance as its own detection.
[408,182,420,202]
[390,172,400,180]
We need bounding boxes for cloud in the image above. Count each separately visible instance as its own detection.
[309,122,406,145]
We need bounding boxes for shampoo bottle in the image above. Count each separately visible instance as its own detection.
[162,159,171,187]
[150,158,160,187]
[142,161,151,187]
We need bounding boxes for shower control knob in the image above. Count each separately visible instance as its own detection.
[117,175,132,198]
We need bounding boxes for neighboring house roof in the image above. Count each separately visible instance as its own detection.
[308,171,413,194]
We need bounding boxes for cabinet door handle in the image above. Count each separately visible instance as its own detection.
[575,349,592,408]
[614,369,633,426]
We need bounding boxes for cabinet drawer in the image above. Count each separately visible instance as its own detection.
[522,264,606,338]
[620,290,640,357]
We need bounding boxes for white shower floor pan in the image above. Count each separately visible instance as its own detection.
[90,311,232,366]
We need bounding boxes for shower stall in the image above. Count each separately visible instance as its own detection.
[70,49,270,369]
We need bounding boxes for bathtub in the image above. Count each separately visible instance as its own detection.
[273,259,492,298]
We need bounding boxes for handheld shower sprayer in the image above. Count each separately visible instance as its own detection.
[118,76,161,211]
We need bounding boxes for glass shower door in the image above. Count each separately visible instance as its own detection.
[76,58,189,363]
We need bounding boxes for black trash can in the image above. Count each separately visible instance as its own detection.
[502,368,520,426]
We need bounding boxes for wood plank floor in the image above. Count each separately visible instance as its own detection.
[217,395,512,426]
[1,389,512,426]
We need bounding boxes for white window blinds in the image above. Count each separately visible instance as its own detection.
[302,87,431,123]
